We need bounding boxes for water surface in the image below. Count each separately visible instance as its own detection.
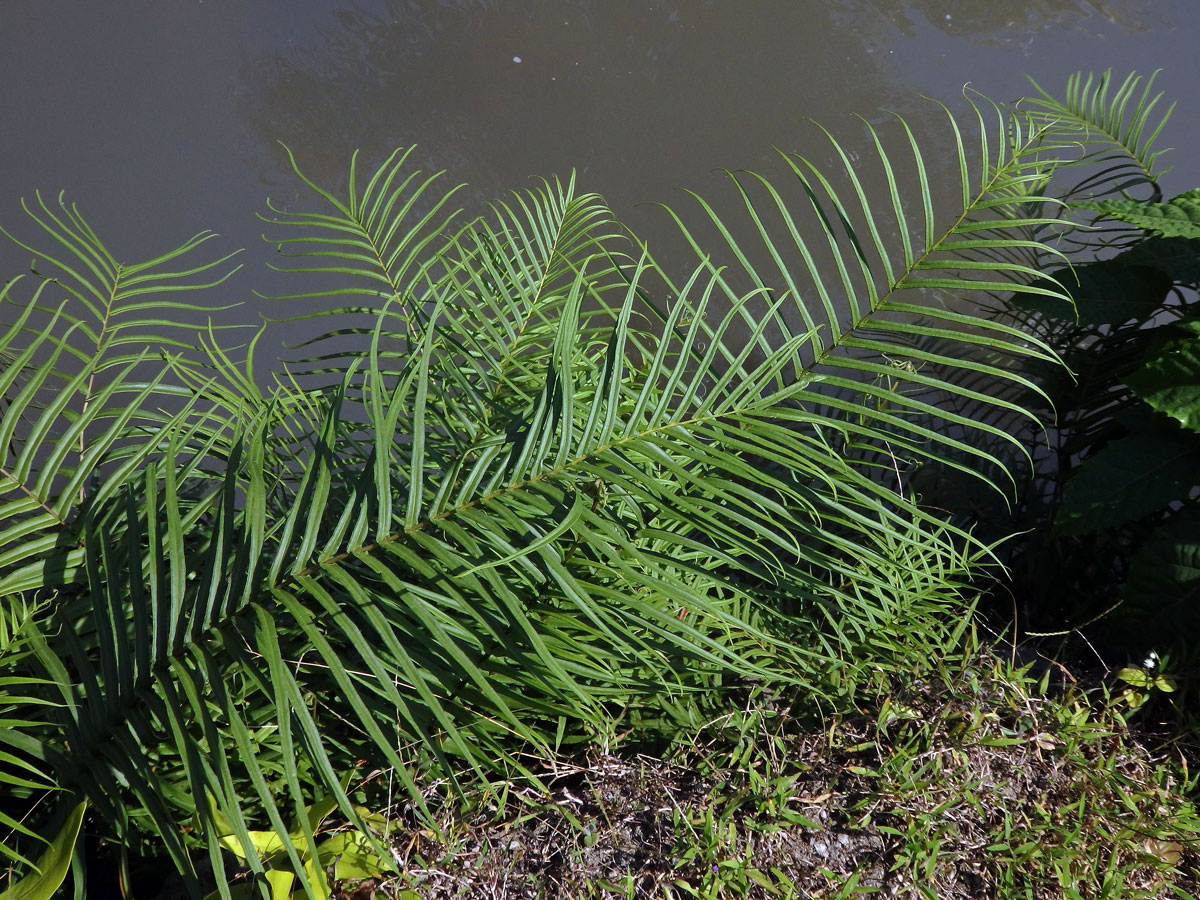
[1,1,1196,326]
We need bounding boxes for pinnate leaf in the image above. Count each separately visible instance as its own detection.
[1078,188,1200,239]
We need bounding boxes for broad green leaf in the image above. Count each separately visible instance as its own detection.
[1119,505,1200,648]
[0,800,85,900]
[1117,666,1153,688]
[203,870,296,900]
[266,871,295,900]
[311,831,390,882]
[219,830,288,863]
[1054,432,1200,534]
[1126,318,1200,433]
[291,792,340,840]
[1120,236,1200,285]
[1013,259,1171,325]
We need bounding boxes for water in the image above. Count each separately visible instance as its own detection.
[1,1,1197,332]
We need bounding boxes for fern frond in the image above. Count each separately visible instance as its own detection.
[655,95,1070,497]
[261,145,465,361]
[1022,69,1175,202]
[1077,188,1200,239]
[0,88,1084,899]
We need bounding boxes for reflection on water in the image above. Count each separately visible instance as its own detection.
[236,0,928,227]
[885,0,1163,44]
[825,0,1164,43]
[234,0,1175,205]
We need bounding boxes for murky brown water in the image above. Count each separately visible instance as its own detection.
[2,1,1197,324]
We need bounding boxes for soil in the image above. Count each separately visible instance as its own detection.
[341,668,1199,900]
[144,655,1199,900]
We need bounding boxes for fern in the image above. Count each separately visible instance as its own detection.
[1023,68,1175,202]
[1078,188,1200,238]
[0,87,1079,897]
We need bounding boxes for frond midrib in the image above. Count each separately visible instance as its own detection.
[809,120,1062,376]
[483,190,609,405]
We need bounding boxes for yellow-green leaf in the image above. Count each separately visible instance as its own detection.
[219,830,288,862]
[314,831,391,881]
[0,800,86,900]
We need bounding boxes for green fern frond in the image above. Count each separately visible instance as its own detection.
[0,85,1086,899]
[261,145,465,356]
[1022,69,1175,201]
[654,95,1070,499]
[0,191,241,370]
